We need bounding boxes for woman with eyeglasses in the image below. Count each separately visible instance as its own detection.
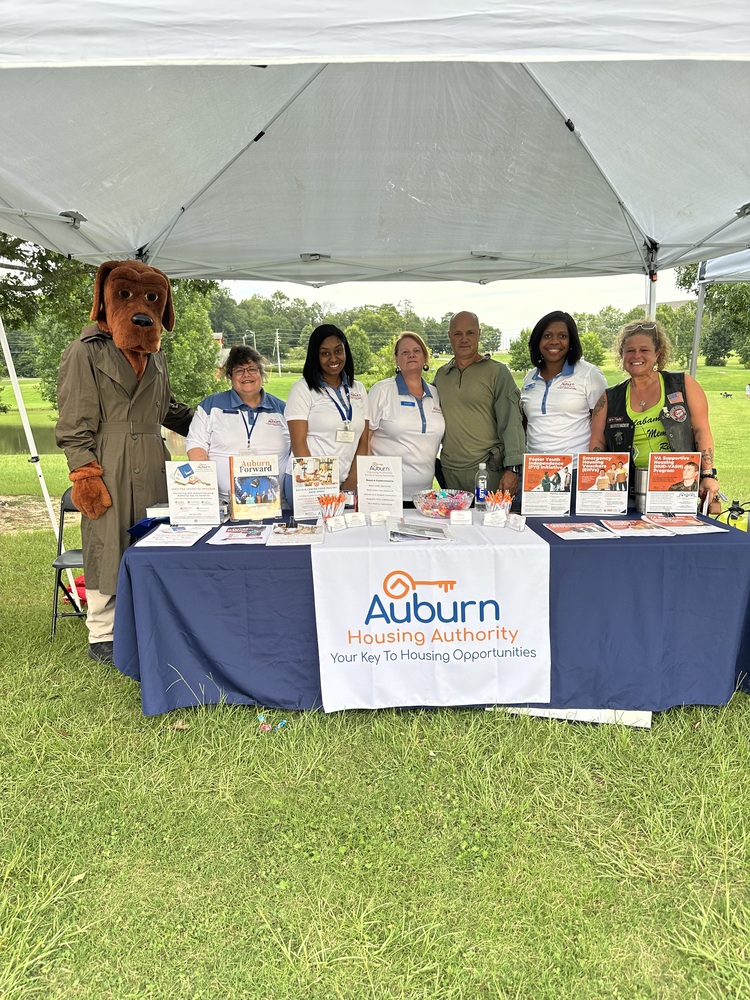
[367,332,445,502]
[186,345,290,504]
[588,320,719,501]
[285,324,369,494]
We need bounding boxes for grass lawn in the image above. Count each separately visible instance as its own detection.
[2,363,750,996]
[2,526,750,998]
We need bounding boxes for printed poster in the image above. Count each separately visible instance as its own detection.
[165,460,221,525]
[311,533,551,711]
[575,452,629,515]
[356,455,403,517]
[292,457,340,519]
[229,454,281,521]
[645,452,702,513]
[521,454,573,516]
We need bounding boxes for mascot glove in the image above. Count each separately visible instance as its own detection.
[69,461,113,520]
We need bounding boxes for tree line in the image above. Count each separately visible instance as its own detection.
[1,239,748,413]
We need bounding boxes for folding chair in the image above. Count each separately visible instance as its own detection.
[51,486,86,638]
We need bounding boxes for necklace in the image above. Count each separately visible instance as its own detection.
[633,375,659,410]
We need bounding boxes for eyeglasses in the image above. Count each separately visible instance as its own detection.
[233,366,261,376]
[628,322,657,332]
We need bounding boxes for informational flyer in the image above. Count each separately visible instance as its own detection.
[229,455,281,521]
[266,521,325,545]
[645,451,702,513]
[543,522,615,540]
[207,523,271,545]
[356,456,403,518]
[521,453,573,516]
[641,514,726,535]
[575,452,630,515]
[165,460,221,525]
[291,457,340,519]
[601,518,674,538]
[135,523,212,547]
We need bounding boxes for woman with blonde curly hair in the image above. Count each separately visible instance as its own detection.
[588,319,719,500]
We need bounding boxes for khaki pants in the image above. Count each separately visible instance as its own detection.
[86,588,116,643]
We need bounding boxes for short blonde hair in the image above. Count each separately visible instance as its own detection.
[394,331,431,368]
[615,319,672,370]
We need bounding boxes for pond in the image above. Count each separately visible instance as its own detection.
[0,425,59,454]
[0,426,186,455]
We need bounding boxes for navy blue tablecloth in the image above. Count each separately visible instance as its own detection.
[114,520,750,715]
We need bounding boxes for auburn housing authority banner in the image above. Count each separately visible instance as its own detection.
[311,526,551,712]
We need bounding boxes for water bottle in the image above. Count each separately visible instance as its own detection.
[474,462,488,510]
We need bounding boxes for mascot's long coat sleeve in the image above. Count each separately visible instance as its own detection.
[57,328,192,595]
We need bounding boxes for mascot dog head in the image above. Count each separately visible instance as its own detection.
[90,260,175,356]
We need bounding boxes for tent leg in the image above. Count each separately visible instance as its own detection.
[0,313,82,612]
[689,281,706,378]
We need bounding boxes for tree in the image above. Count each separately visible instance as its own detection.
[508,333,531,372]
[344,322,373,376]
[579,331,606,367]
[0,236,96,329]
[701,318,734,366]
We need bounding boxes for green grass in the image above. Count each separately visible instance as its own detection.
[3,372,750,994]
[2,529,750,997]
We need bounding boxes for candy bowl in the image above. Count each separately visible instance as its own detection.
[412,489,474,518]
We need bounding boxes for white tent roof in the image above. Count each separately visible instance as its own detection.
[3,1,750,287]
[700,249,750,283]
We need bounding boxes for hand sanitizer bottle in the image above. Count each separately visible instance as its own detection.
[474,462,488,510]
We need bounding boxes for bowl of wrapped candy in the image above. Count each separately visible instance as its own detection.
[412,489,474,518]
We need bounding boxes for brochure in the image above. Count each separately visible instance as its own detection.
[521,453,573,516]
[165,460,221,525]
[266,521,325,545]
[601,518,675,538]
[575,452,629,515]
[543,522,616,540]
[291,457,340,519]
[135,523,212,547]
[207,523,272,545]
[385,516,455,543]
[229,454,281,520]
[356,455,403,517]
[641,514,727,535]
[644,452,702,514]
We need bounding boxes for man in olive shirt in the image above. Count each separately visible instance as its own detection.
[433,311,525,495]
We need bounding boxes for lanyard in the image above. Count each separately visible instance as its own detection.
[239,408,259,447]
[324,382,353,424]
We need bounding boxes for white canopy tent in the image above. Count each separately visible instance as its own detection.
[688,249,750,375]
[2,1,750,292]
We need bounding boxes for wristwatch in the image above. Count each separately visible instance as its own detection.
[700,468,718,479]
[505,466,521,474]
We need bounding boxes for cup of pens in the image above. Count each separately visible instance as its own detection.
[318,492,346,521]
[485,489,512,514]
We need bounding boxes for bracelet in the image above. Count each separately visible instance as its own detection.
[700,468,718,480]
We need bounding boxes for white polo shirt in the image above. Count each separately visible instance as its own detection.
[520,358,608,459]
[368,374,445,499]
[185,388,290,499]
[285,376,369,481]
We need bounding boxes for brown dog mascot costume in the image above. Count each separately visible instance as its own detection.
[55,261,193,663]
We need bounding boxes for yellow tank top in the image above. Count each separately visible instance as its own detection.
[625,375,669,468]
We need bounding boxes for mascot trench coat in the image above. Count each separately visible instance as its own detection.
[56,325,193,594]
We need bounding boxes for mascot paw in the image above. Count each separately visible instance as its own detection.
[69,462,113,520]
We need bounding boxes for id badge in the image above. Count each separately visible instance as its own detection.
[336,426,355,443]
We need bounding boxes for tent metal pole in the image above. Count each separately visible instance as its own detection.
[690,281,707,379]
[0,314,82,612]
[646,278,657,320]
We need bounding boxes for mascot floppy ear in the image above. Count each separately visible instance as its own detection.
[90,260,121,327]
[161,278,175,333]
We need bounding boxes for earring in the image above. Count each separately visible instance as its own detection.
[395,366,401,373]
[423,364,429,371]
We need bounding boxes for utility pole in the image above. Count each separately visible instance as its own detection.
[274,329,282,375]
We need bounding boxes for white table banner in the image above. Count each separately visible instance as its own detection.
[311,525,551,712]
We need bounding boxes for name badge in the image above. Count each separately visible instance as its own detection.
[336,428,356,443]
